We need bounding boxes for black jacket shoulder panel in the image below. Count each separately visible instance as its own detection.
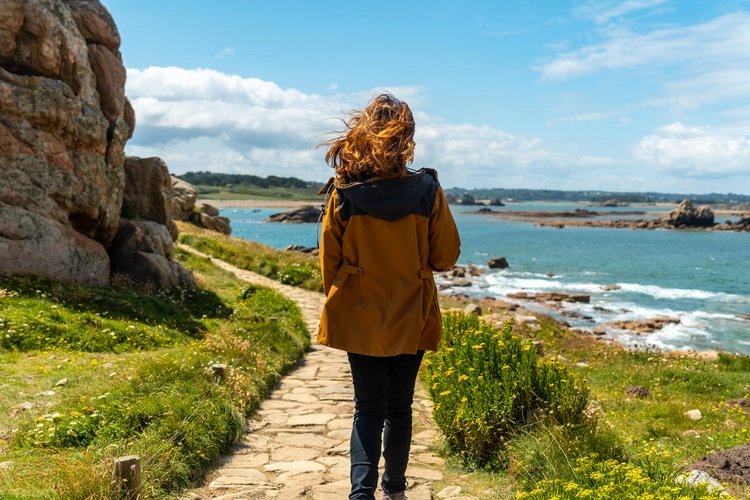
[336,169,439,222]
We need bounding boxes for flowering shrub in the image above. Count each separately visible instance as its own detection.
[425,313,589,466]
[516,455,727,500]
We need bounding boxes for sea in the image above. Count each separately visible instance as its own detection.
[221,203,750,354]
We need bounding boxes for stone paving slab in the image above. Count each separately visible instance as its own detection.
[179,245,446,499]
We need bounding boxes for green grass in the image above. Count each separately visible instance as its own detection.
[424,314,750,499]
[194,184,320,201]
[0,248,310,499]
[176,221,323,292]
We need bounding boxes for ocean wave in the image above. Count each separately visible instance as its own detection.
[617,283,745,302]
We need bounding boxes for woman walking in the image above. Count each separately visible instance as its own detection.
[317,94,461,500]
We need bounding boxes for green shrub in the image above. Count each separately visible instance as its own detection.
[425,313,589,467]
[515,455,726,500]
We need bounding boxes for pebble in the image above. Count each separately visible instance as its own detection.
[685,409,702,420]
[437,485,463,498]
[54,378,68,387]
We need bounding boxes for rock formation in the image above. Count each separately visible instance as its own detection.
[108,156,194,287]
[165,176,231,235]
[445,193,458,204]
[488,257,509,269]
[0,0,130,286]
[194,202,231,235]
[122,157,176,236]
[267,206,322,223]
[0,1,199,288]
[459,194,478,205]
[666,199,714,228]
[109,219,194,288]
[489,197,505,206]
[169,176,199,221]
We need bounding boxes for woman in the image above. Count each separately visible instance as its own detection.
[317,93,461,500]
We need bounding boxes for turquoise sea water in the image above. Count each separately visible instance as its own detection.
[221,204,750,354]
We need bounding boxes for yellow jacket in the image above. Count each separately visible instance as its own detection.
[317,169,461,356]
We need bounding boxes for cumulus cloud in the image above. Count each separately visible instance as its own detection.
[125,66,615,188]
[634,122,750,177]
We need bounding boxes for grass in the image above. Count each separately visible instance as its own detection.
[0,248,310,499]
[423,311,750,499]
[176,221,323,292]
[194,184,320,201]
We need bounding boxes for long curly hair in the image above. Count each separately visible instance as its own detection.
[319,93,415,180]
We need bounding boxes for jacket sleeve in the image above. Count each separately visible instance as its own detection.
[320,191,346,296]
[428,186,461,272]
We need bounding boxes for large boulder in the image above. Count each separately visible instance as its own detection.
[0,0,130,286]
[488,257,509,269]
[121,156,172,226]
[108,219,194,288]
[190,203,231,235]
[665,199,714,228]
[169,176,198,220]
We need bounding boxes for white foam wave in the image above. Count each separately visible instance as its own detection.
[617,283,744,302]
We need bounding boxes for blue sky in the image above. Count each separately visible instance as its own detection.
[108,0,750,193]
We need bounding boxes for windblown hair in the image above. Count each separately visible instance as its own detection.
[319,93,415,180]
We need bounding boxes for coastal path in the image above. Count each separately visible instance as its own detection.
[179,245,452,500]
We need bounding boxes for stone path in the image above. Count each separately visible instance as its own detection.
[179,245,447,500]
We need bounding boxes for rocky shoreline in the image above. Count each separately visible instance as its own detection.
[483,199,750,232]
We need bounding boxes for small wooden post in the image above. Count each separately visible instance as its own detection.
[113,455,141,499]
[212,363,228,380]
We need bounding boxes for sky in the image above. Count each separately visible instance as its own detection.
[107,0,750,194]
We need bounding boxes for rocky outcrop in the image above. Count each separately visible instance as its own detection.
[605,317,680,334]
[445,193,458,204]
[666,199,714,228]
[165,176,230,235]
[0,0,130,286]
[489,197,505,206]
[112,156,194,284]
[508,291,590,304]
[194,203,231,235]
[122,157,171,226]
[487,257,509,269]
[459,194,478,205]
[169,176,199,220]
[267,206,321,224]
[108,219,195,288]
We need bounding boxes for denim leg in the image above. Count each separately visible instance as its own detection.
[348,353,387,500]
[381,351,424,494]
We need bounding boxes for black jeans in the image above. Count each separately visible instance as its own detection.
[347,350,425,500]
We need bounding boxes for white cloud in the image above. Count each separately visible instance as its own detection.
[573,0,670,24]
[217,47,235,59]
[124,66,617,188]
[538,12,750,83]
[634,122,750,177]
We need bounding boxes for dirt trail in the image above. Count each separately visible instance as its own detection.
[179,245,447,499]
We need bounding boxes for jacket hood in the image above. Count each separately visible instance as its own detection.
[331,169,439,222]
